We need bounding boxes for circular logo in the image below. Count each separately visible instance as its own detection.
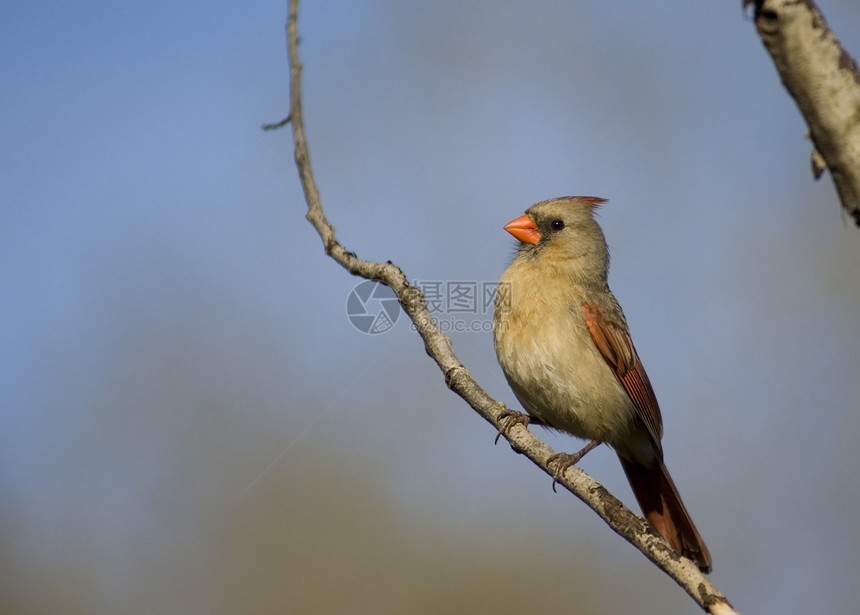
[346,280,400,334]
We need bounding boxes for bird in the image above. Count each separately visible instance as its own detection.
[493,196,711,572]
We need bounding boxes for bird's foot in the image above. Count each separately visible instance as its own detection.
[548,440,601,492]
[494,409,531,444]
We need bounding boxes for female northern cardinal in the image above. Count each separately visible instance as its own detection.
[493,196,711,572]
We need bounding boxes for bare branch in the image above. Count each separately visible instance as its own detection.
[747,0,860,225]
[282,1,737,612]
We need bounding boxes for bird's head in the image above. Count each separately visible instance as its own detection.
[504,197,610,280]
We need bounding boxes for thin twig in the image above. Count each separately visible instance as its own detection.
[262,114,291,131]
[282,1,737,612]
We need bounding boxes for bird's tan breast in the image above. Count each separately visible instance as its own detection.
[493,260,637,444]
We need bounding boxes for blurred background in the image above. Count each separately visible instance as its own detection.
[3,1,860,613]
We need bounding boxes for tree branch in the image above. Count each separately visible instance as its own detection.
[747,0,860,225]
[280,1,737,612]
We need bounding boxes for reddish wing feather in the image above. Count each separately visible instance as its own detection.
[581,303,664,446]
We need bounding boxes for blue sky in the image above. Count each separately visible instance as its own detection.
[3,2,860,613]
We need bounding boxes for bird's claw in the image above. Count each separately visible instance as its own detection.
[495,409,531,445]
[547,440,601,492]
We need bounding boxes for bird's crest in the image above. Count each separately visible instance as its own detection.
[577,196,607,208]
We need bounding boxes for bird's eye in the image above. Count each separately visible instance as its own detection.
[550,219,565,231]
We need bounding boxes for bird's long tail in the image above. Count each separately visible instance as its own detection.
[618,454,712,573]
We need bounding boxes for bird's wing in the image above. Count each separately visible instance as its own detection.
[581,302,664,446]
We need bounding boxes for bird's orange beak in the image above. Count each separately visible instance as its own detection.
[504,214,540,245]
